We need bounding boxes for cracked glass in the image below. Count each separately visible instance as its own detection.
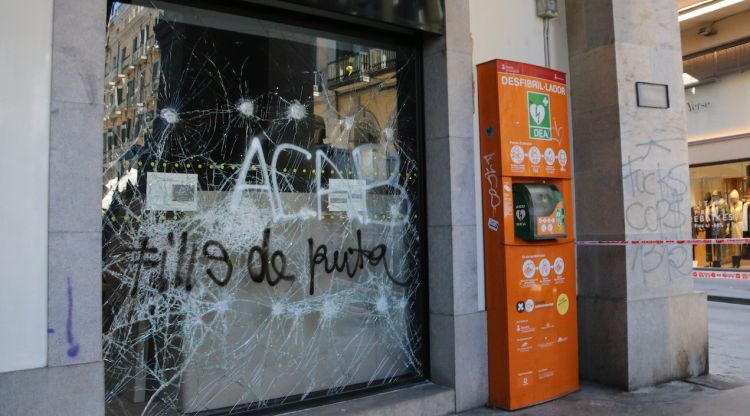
[102,2,425,414]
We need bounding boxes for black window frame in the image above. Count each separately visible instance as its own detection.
[105,1,431,415]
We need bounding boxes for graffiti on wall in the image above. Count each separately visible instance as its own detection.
[622,138,691,283]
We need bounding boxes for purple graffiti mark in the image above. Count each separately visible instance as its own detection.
[48,328,55,334]
[66,276,80,358]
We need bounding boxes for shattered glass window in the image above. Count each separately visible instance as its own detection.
[102,2,425,414]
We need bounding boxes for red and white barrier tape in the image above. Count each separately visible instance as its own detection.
[576,238,750,246]
[692,270,750,279]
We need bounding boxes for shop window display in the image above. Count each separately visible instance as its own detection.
[690,161,750,269]
[101,2,425,414]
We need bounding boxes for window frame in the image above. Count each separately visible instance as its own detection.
[104,1,431,414]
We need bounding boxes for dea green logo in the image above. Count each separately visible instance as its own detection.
[528,92,551,140]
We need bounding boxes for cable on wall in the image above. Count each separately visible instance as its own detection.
[536,0,559,68]
[543,17,551,67]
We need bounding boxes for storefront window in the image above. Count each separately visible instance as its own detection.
[101,2,425,414]
[690,161,750,270]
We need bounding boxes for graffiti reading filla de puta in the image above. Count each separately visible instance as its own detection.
[126,135,413,298]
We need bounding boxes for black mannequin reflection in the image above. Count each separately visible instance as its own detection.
[690,194,709,260]
[698,192,711,265]
[706,190,730,268]
[742,187,750,262]
[729,190,744,268]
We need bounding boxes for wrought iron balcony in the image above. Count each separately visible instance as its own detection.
[368,49,397,75]
[326,49,397,88]
[327,52,370,87]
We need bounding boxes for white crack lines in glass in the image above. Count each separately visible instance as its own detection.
[102,2,424,415]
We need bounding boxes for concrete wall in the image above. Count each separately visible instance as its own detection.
[470,0,570,72]
[0,0,53,374]
[468,0,570,314]
[0,0,105,414]
[681,10,750,166]
[423,0,488,412]
[685,70,750,143]
[684,68,750,165]
[680,8,750,166]
[688,134,750,165]
[567,0,708,390]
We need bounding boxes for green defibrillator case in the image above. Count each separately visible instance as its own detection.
[512,183,566,241]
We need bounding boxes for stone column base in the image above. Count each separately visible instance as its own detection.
[578,292,708,390]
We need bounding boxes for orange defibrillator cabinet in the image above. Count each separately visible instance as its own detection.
[477,59,578,410]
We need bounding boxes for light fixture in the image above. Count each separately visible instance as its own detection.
[678,0,746,22]
[683,72,699,85]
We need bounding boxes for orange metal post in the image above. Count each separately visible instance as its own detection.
[477,59,579,410]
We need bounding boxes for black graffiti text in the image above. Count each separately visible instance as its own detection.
[126,228,402,296]
[307,229,397,295]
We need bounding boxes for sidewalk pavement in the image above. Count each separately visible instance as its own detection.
[460,298,750,415]
[460,377,750,416]
[695,277,750,304]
